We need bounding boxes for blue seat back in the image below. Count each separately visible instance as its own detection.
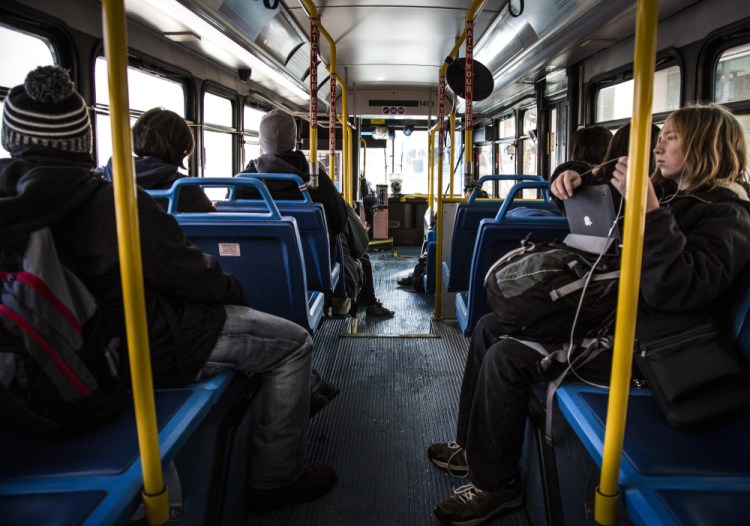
[148,178,323,333]
[456,181,569,335]
[216,173,337,294]
[445,175,559,292]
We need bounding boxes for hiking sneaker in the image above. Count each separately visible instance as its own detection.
[434,481,523,526]
[247,464,337,513]
[427,442,468,478]
[366,302,395,317]
[397,274,414,287]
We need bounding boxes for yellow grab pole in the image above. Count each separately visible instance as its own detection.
[360,137,367,180]
[428,124,437,213]
[335,75,352,204]
[595,0,658,524]
[449,111,457,197]
[317,23,340,191]
[345,121,353,204]
[435,0,486,320]
[101,1,168,524]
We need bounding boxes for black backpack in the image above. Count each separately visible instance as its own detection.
[484,238,620,343]
[0,228,125,436]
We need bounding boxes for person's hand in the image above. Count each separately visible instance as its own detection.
[611,156,660,211]
[610,156,629,197]
[550,170,583,200]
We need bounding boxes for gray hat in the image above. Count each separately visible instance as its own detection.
[2,66,92,154]
[259,109,297,155]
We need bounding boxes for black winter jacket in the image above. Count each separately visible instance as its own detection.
[101,157,215,213]
[636,182,750,338]
[0,146,247,387]
[239,150,347,236]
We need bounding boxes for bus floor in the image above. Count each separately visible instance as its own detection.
[243,248,532,526]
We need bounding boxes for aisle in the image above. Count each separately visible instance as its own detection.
[245,248,530,526]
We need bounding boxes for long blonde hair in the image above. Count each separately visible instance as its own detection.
[651,103,748,193]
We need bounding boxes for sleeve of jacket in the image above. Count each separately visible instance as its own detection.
[547,160,594,212]
[136,189,247,306]
[639,202,750,311]
[177,186,216,213]
[309,168,347,235]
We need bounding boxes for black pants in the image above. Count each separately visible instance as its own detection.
[456,314,610,490]
[358,254,377,306]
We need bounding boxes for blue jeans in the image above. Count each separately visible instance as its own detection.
[198,305,313,488]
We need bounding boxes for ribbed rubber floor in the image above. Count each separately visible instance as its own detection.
[245,249,530,526]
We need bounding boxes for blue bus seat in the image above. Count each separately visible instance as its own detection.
[0,371,237,526]
[556,263,750,525]
[443,175,555,292]
[217,173,340,294]
[423,228,436,293]
[455,181,569,336]
[148,178,324,333]
[625,486,750,526]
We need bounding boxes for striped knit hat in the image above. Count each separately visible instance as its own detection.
[2,66,92,154]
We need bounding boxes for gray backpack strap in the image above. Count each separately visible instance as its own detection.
[550,270,620,301]
[498,334,613,443]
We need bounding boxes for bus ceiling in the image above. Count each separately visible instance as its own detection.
[125,0,698,113]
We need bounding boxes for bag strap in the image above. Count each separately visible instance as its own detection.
[500,334,613,443]
[550,270,620,301]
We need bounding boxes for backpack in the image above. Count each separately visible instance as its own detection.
[484,238,620,343]
[0,228,125,436]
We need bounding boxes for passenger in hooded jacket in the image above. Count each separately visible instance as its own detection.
[238,109,347,240]
[0,66,336,513]
[428,104,750,526]
[99,107,214,213]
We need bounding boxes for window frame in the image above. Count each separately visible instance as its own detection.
[587,49,684,128]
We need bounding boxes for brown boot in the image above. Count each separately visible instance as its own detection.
[247,464,337,513]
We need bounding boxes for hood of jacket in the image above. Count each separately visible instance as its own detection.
[102,156,181,190]
[0,146,99,252]
[249,150,309,180]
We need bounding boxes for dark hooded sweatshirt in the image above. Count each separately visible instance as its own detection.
[238,150,347,237]
[101,157,215,213]
[0,146,247,387]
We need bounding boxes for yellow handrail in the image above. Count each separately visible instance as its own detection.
[360,136,367,180]
[594,0,658,524]
[434,0,487,320]
[449,110,457,197]
[100,1,168,524]
[299,0,354,203]
[428,123,438,213]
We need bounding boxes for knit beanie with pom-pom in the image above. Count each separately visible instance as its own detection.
[2,65,92,154]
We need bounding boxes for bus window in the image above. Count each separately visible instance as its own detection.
[476,143,494,179]
[242,104,265,168]
[94,57,186,166]
[0,25,55,159]
[715,42,750,151]
[496,113,517,197]
[715,42,750,104]
[202,91,234,182]
[596,65,681,122]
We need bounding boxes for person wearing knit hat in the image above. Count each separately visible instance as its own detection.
[259,108,297,155]
[240,109,347,238]
[0,66,337,510]
[2,65,92,154]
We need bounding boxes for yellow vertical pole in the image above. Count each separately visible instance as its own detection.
[428,125,437,213]
[360,137,367,180]
[100,1,168,524]
[449,111,457,197]
[594,0,658,524]
[435,0,486,320]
